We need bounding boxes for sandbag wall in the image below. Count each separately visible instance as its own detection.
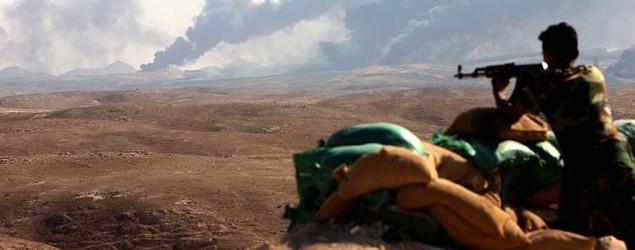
[284,117,635,249]
[284,123,428,232]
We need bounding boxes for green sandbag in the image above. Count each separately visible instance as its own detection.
[526,141,563,188]
[287,146,328,231]
[286,143,383,231]
[464,137,500,171]
[547,130,561,152]
[496,140,539,204]
[430,131,498,171]
[326,122,427,155]
[292,146,327,203]
[495,140,539,169]
[319,143,384,201]
[615,119,635,151]
[430,130,476,156]
[432,133,537,171]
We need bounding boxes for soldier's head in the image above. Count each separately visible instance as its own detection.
[539,22,579,67]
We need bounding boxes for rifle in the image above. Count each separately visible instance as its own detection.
[454,62,547,79]
[454,62,547,102]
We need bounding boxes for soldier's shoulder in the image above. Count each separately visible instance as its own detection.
[577,65,605,83]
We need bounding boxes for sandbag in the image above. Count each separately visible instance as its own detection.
[325,122,427,155]
[525,141,563,188]
[334,145,438,200]
[424,142,470,181]
[433,139,539,204]
[429,205,531,250]
[444,107,503,139]
[293,143,383,206]
[500,113,550,142]
[445,107,549,142]
[465,137,501,170]
[314,191,355,221]
[496,140,539,204]
[456,164,488,193]
[595,236,627,250]
[430,130,476,156]
[395,179,518,237]
[547,130,561,152]
[319,143,384,197]
[431,131,498,171]
[496,140,539,169]
[517,208,548,232]
[424,142,487,192]
[287,143,382,231]
[504,205,518,224]
[525,182,561,206]
[513,229,596,250]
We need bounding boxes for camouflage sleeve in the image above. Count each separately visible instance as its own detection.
[512,76,541,115]
[582,66,607,105]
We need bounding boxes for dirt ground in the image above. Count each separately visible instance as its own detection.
[0,82,633,249]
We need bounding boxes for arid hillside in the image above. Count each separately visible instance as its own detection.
[0,67,633,249]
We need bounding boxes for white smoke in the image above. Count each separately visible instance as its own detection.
[0,0,203,75]
[184,10,349,78]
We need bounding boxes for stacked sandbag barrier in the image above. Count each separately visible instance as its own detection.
[284,118,630,249]
[284,123,428,232]
[313,144,609,249]
[432,107,565,207]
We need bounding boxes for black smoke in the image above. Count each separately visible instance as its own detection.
[141,0,634,74]
[322,0,633,69]
[140,0,337,71]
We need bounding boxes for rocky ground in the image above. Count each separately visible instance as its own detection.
[0,79,633,249]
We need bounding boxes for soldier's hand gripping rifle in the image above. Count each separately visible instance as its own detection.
[454,62,548,102]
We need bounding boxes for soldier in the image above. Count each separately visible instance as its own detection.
[491,22,635,248]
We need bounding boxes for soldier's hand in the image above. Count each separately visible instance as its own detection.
[491,75,511,93]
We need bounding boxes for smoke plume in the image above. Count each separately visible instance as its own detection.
[140,0,340,71]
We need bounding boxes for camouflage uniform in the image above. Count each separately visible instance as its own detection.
[514,65,635,245]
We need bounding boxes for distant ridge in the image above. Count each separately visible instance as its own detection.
[59,61,137,77]
[0,66,52,79]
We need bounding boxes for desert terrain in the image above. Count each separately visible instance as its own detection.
[0,65,634,249]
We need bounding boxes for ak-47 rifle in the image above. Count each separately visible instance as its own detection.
[454,62,547,79]
[454,62,548,102]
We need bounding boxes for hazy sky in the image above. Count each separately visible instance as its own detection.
[1,0,633,77]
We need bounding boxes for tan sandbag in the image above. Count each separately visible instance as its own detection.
[424,142,488,192]
[512,229,596,250]
[429,205,531,250]
[314,191,355,221]
[526,182,561,206]
[395,179,519,237]
[517,208,548,232]
[424,142,470,181]
[456,163,488,193]
[334,145,438,200]
[500,113,550,142]
[504,206,518,224]
[484,189,502,208]
[445,107,500,138]
[595,236,627,250]
[444,107,549,142]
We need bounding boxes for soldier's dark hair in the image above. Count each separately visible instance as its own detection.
[538,22,579,60]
